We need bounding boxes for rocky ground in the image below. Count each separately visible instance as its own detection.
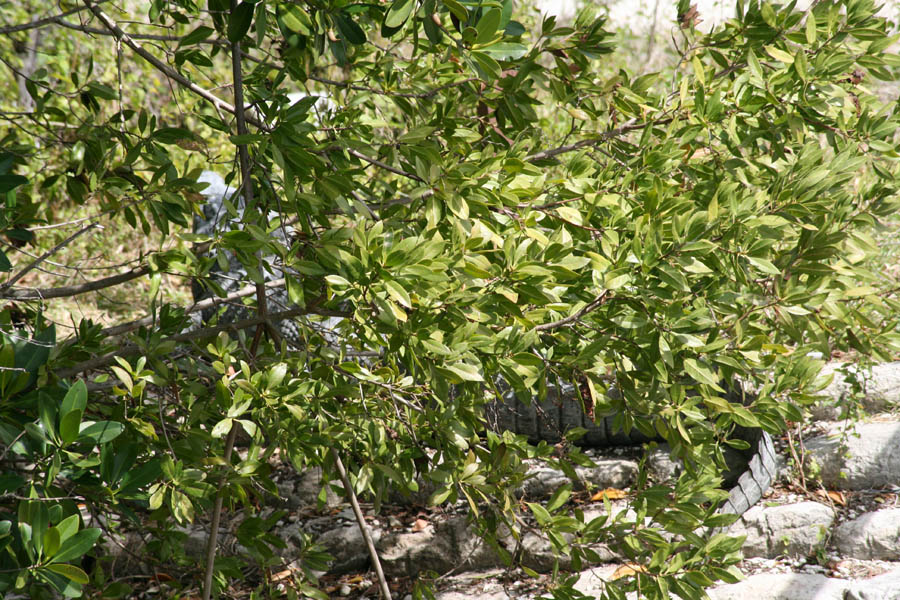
[129,361,900,600]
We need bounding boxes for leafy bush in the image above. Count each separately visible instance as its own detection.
[1,0,899,598]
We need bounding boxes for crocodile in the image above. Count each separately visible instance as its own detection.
[192,171,777,516]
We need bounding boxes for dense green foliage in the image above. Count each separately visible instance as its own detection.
[1,0,899,598]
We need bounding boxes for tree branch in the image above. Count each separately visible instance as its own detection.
[1,222,101,291]
[308,74,478,99]
[0,2,110,35]
[95,277,288,339]
[82,0,266,131]
[535,292,609,331]
[0,264,151,300]
[332,450,393,600]
[54,304,349,380]
[1,238,213,301]
[345,148,425,183]
[526,119,651,162]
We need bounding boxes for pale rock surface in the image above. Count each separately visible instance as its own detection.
[728,502,834,559]
[834,509,900,561]
[707,572,850,600]
[804,422,900,490]
[845,567,900,600]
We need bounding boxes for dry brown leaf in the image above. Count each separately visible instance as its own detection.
[591,488,627,502]
[815,489,847,506]
[611,563,647,580]
[826,490,847,506]
[679,4,702,29]
[271,569,294,583]
[412,518,429,532]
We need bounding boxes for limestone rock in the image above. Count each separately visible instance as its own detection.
[312,523,383,573]
[845,567,900,600]
[813,362,900,419]
[708,573,849,600]
[519,458,638,499]
[834,509,900,561]
[804,422,900,490]
[728,502,834,559]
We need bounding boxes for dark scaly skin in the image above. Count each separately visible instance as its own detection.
[195,172,776,517]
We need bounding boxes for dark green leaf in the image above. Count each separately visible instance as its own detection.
[335,13,367,45]
[0,174,27,194]
[60,379,88,420]
[385,0,415,28]
[179,25,215,46]
[50,528,102,564]
[227,2,254,42]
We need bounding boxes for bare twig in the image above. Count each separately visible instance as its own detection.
[96,277,288,338]
[0,2,109,34]
[82,0,266,131]
[526,119,645,162]
[345,148,425,183]
[332,450,392,600]
[535,291,609,331]
[54,305,349,379]
[308,74,478,99]
[202,422,239,600]
[0,264,148,300]
[1,222,102,290]
[203,19,272,595]
[0,236,213,300]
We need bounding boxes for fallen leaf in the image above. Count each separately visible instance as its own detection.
[827,490,846,505]
[816,489,846,506]
[611,563,647,580]
[591,488,627,502]
[271,569,294,583]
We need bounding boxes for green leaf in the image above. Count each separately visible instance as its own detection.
[280,4,312,35]
[87,82,117,100]
[0,249,11,272]
[384,280,412,308]
[335,13,366,45]
[60,380,87,420]
[211,418,234,438]
[475,9,501,45]
[683,358,722,388]
[43,526,60,559]
[442,0,468,22]
[479,42,528,60]
[55,515,79,543]
[0,174,27,193]
[385,0,416,28]
[747,256,780,275]
[229,133,266,145]
[444,363,484,382]
[546,483,572,513]
[398,126,437,143]
[805,13,816,44]
[59,410,83,446]
[527,502,551,526]
[227,1,254,42]
[45,563,89,585]
[78,421,124,444]
[151,127,196,144]
[471,51,501,79]
[178,25,215,46]
[50,528,102,564]
[747,48,763,81]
